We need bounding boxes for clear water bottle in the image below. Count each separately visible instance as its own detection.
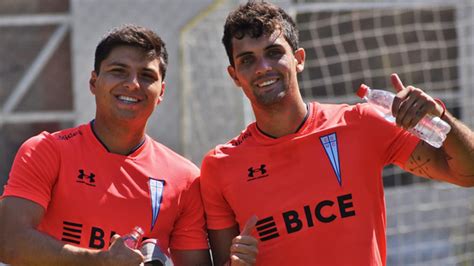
[356,84,451,148]
[122,226,144,249]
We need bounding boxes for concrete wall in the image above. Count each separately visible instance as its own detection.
[71,0,215,154]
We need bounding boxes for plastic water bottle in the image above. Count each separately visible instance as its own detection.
[122,226,144,249]
[139,238,172,266]
[356,84,451,148]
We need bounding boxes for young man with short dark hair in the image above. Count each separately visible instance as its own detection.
[0,25,211,266]
[200,1,474,265]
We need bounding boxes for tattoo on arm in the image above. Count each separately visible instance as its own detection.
[410,143,474,181]
[437,146,473,178]
[407,153,433,179]
[441,148,453,161]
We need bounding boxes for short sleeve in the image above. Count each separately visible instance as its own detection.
[169,167,209,250]
[2,132,60,210]
[200,151,237,230]
[357,103,420,167]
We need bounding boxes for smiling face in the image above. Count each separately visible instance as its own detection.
[227,30,305,107]
[89,45,165,124]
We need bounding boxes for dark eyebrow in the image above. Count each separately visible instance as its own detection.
[265,44,284,50]
[235,51,253,59]
[235,43,284,59]
[142,67,158,74]
[106,62,128,68]
[106,62,158,75]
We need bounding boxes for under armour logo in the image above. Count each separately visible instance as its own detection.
[247,164,269,181]
[77,169,96,187]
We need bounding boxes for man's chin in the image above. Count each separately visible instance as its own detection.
[113,111,149,123]
[256,91,286,106]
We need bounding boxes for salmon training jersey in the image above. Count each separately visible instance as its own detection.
[200,102,420,266]
[2,122,208,252]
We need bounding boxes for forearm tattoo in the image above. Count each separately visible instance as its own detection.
[407,150,433,178]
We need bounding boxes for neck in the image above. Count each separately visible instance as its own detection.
[92,117,146,155]
[253,97,307,138]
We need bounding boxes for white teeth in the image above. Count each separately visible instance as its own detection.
[258,79,277,87]
[118,95,139,103]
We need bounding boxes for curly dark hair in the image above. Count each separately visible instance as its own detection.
[222,0,299,66]
[94,24,168,79]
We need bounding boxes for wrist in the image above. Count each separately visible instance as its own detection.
[434,98,446,118]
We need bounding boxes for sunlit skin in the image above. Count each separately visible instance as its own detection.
[227,30,307,137]
[90,45,165,124]
[89,46,165,154]
[228,30,304,106]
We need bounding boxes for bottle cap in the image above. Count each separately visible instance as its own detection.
[356,84,369,98]
[133,226,145,236]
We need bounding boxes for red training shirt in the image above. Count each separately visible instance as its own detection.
[3,123,208,253]
[201,102,420,266]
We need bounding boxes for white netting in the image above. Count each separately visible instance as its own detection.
[292,0,474,265]
[183,0,474,264]
[1,0,473,265]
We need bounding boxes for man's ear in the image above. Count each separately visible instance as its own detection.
[227,65,242,87]
[295,48,306,73]
[157,82,166,104]
[89,71,97,94]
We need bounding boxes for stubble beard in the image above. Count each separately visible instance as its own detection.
[253,82,288,106]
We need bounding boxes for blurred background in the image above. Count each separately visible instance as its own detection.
[1,0,473,264]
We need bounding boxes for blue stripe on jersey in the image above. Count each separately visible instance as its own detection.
[149,178,165,231]
[320,133,342,186]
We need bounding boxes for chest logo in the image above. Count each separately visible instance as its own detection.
[77,169,96,187]
[247,164,269,181]
[320,133,342,186]
[149,178,165,231]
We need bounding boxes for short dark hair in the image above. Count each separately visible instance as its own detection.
[222,0,299,66]
[94,24,168,79]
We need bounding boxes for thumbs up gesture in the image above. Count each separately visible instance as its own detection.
[229,215,259,266]
[390,73,445,129]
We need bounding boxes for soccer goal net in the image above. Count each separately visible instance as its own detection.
[292,0,474,264]
[179,0,474,264]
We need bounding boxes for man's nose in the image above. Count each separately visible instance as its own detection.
[124,74,140,89]
[255,58,272,75]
